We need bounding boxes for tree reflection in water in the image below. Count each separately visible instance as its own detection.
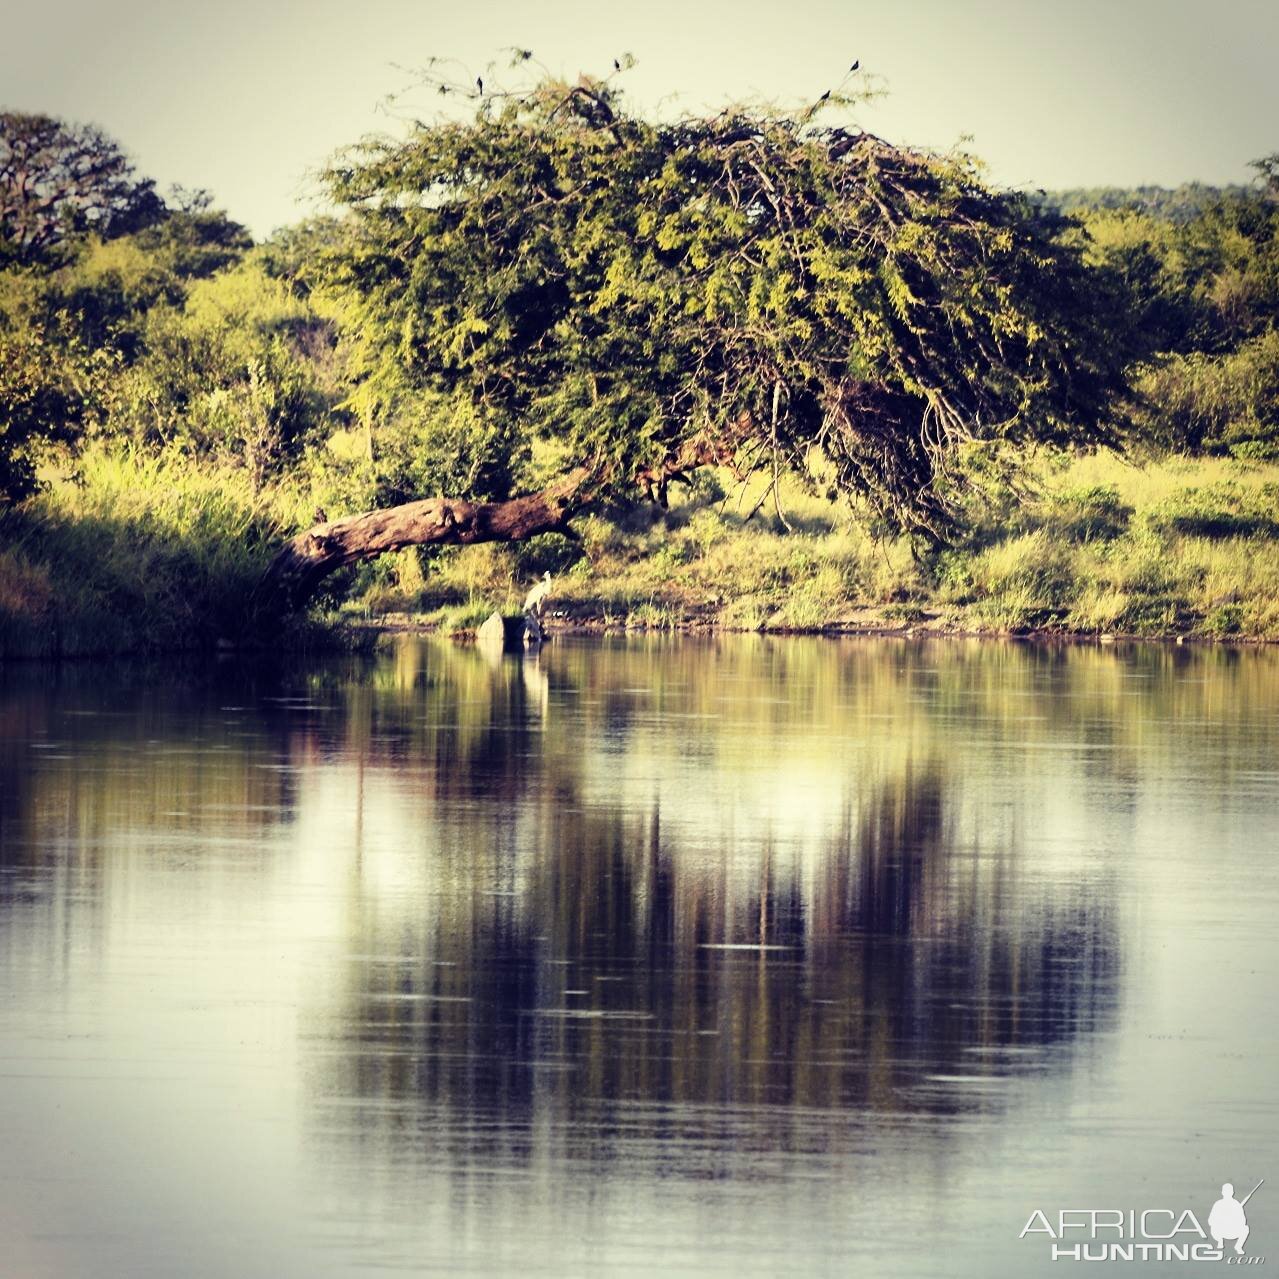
[290,638,1124,1177]
[3,634,1276,1273]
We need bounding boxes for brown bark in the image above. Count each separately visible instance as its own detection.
[259,466,594,611]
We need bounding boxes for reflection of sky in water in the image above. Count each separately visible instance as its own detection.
[0,637,1276,1277]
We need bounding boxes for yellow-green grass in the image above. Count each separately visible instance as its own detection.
[0,444,311,657]
[4,444,1278,657]
[366,450,1279,641]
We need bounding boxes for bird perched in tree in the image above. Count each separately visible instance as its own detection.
[818,89,831,102]
[476,76,484,95]
[849,59,860,71]
[523,571,553,618]
[614,58,621,71]
[312,506,328,525]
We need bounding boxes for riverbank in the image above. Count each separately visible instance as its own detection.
[361,612,1277,647]
[0,447,318,660]
[353,450,1279,645]
[3,447,1277,658]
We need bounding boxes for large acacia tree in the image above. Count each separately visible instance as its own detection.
[264,69,1131,607]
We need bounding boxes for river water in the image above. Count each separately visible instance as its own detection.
[0,635,1276,1276]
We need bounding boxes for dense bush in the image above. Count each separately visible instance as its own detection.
[1134,330,1279,458]
[1138,481,1279,539]
[0,444,286,656]
[0,321,110,500]
[1042,485,1135,542]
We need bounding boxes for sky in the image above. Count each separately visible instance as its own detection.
[4,0,1278,237]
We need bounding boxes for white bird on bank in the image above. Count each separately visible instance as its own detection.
[523,571,553,617]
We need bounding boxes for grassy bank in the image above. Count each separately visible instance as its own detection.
[353,450,1279,642]
[0,446,322,658]
[3,445,1277,658]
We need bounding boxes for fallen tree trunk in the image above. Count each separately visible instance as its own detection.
[258,467,594,612]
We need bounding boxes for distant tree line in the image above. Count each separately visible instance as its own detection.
[1032,182,1251,224]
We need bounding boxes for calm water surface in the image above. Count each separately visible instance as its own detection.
[1,636,1276,1276]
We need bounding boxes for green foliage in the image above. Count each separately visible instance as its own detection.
[1,112,166,266]
[0,318,111,500]
[0,443,287,656]
[131,192,253,280]
[1204,602,1244,636]
[1037,183,1251,224]
[1043,485,1134,542]
[320,70,1133,537]
[113,259,334,486]
[1082,162,1279,354]
[1133,330,1279,457]
[256,217,344,290]
[1077,208,1201,353]
[0,115,262,501]
[1138,480,1279,539]
[360,390,524,505]
[0,206,251,356]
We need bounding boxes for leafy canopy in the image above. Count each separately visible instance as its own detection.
[1079,156,1279,458]
[0,116,263,502]
[0,112,167,267]
[321,68,1133,534]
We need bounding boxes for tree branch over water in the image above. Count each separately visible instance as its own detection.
[261,466,595,610]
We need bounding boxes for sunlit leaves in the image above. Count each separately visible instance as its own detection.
[319,74,1132,535]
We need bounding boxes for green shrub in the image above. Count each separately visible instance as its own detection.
[1140,483,1279,539]
[1134,330,1279,458]
[1044,485,1134,541]
[0,443,289,656]
[1205,602,1244,636]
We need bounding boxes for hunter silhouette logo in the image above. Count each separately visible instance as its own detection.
[1209,1180,1263,1256]
[1019,1177,1266,1263]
